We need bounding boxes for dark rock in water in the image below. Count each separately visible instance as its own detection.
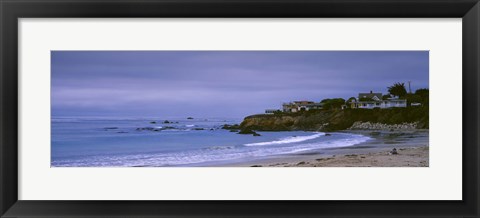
[150,121,156,124]
[238,128,261,136]
[222,124,240,130]
[175,122,179,123]
[325,133,332,136]
[238,129,256,134]
[104,127,119,130]
[229,129,239,132]
[117,131,128,133]
[137,126,176,131]
[187,117,194,119]
[250,165,263,167]
[193,128,205,130]
[163,120,171,124]
[136,127,155,131]
[210,128,214,131]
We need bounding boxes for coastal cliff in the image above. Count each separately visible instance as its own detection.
[240,107,428,132]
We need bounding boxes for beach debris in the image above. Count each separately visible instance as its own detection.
[390,148,398,155]
[345,154,358,157]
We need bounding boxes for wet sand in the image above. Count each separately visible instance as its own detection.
[224,130,429,167]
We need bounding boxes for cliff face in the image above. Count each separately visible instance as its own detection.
[240,107,429,132]
[240,112,329,131]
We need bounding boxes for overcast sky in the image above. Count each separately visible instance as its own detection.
[51,51,429,118]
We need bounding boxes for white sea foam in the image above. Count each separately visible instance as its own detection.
[287,134,371,151]
[51,132,372,167]
[244,132,325,146]
[185,124,195,127]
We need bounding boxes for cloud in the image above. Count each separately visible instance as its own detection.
[51,51,429,118]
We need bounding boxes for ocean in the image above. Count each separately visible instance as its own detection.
[51,117,371,167]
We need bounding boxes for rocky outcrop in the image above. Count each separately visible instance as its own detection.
[239,113,332,131]
[239,107,428,132]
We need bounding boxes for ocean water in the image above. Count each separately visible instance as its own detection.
[51,117,371,167]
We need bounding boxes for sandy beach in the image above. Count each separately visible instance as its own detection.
[224,130,429,167]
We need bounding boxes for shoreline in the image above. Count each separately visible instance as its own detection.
[221,129,429,167]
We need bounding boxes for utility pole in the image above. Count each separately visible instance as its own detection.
[408,81,412,94]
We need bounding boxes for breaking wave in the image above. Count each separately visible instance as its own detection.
[244,132,325,146]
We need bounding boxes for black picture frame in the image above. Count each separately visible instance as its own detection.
[1,0,479,217]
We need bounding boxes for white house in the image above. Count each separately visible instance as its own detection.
[350,91,407,109]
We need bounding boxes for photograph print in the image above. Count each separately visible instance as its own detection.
[51,51,429,167]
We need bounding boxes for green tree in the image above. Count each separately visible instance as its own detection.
[388,82,407,98]
[405,94,422,106]
[321,98,346,110]
[415,88,429,106]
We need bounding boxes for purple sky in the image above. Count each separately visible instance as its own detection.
[51,51,429,118]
